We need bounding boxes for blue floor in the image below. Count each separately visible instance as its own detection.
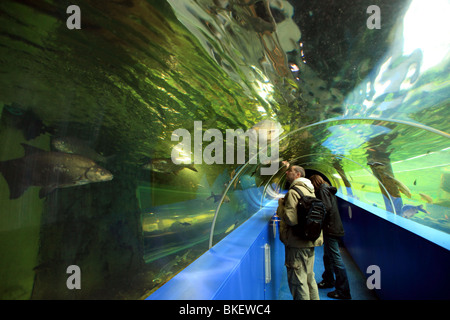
[277,245,379,300]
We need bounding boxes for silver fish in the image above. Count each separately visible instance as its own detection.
[52,136,112,163]
[142,158,197,174]
[367,161,385,167]
[0,144,113,199]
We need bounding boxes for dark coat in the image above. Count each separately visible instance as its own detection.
[315,184,345,237]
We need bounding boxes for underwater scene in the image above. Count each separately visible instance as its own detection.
[0,0,448,299]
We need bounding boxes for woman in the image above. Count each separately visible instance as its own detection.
[310,175,351,299]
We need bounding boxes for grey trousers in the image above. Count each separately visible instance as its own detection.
[285,246,319,300]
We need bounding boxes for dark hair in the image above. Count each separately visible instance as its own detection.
[310,174,329,190]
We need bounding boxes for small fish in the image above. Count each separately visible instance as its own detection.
[142,158,197,174]
[228,168,241,189]
[413,179,417,186]
[225,223,236,234]
[52,136,113,163]
[0,144,113,199]
[401,204,430,218]
[178,249,192,263]
[206,192,230,203]
[230,169,236,179]
[152,257,179,284]
[419,193,433,204]
[367,161,385,167]
[225,220,239,234]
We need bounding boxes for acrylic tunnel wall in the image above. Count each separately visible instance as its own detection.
[0,0,449,300]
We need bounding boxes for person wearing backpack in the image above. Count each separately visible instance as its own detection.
[276,165,323,300]
[310,175,352,300]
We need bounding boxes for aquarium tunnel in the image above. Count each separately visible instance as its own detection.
[0,0,449,300]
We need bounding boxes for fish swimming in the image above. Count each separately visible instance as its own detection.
[381,173,412,198]
[419,193,433,204]
[391,177,411,198]
[367,161,385,167]
[142,158,197,174]
[206,192,230,203]
[392,178,412,198]
[225,223,236,234]
[52,136,113,163]
[152,249,192,284]
[230,169,236,179]
[401,204,430,218]
[0,144,113,199]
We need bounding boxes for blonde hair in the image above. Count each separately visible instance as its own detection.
[310,174,329,190]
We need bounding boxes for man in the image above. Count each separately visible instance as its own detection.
[276,165,323,300]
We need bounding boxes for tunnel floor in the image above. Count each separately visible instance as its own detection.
[277,244,379,300]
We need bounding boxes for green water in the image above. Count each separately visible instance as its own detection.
[0,0,448,299]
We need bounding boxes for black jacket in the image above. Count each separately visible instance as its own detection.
[315,184,345,237]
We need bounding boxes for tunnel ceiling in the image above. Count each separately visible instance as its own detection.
[288,0,411,96]
[168,0,414,126]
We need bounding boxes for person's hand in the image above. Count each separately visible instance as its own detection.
[278,197,284,206]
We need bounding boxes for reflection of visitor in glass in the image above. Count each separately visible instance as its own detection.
[310,175,352,300]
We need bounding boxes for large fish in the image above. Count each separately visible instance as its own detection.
[0,144,113,199]
[401,204,430,218]
[52,136,112,163]
[393,178,412,198]
[391,177,412,198]
[381,173,412,198]
[142,158,197,174]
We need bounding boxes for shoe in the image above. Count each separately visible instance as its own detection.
[327,290,352,300]
[317,281,334,289]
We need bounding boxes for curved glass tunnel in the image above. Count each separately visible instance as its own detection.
[0,0,449,299]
